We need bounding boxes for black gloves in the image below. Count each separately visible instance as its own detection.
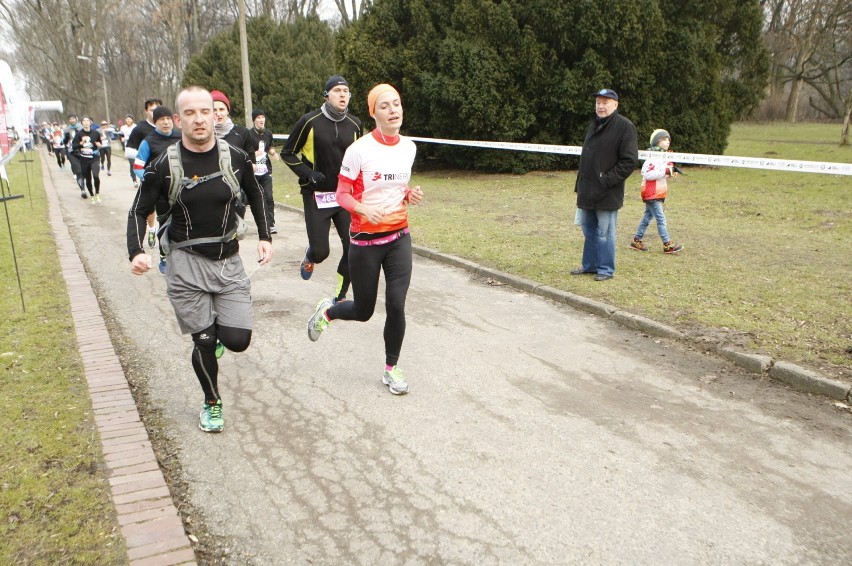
[306,171,326,185]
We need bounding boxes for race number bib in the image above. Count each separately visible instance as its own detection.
[314,192,339,209]
[254,163,268,176]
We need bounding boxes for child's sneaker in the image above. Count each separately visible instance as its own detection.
[663,241,683,254]
[630,237,648,252]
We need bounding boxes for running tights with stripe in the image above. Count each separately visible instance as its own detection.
[302,193,351,299]
[191,323,252,403]
[327,234,412,366]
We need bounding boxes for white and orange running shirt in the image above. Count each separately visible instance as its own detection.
[336,129,417,235]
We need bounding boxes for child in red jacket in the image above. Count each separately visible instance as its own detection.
[630,129,683,254]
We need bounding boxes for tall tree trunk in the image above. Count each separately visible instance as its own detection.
[841,92,851,146]
[185,0,201,57]
[785,77,803,122]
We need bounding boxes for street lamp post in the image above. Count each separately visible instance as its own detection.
[76,55,110,124]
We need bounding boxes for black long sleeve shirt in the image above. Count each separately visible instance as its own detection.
[72,128,102,159]
[126,141,271,261]
[281,108,362,194]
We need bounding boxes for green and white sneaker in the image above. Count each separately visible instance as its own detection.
[307,298,333,342]
[382,366,409,395]
[199,400,224,433]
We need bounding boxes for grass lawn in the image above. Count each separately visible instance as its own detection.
[274,122,851,380]
[0,151,126,564]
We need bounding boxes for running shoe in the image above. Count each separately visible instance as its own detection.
[80,189,87,199]
[158,257,167,274]
[307,298,333,341]
[95,195,102,203]
[299,246,314,280]
[147,230,156,249]
[90,196,96,204]
[199,399,224,432]
[382,366,409,395]
[107,171,112,176]
[215,341,225,359]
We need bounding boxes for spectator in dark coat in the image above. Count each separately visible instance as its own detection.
[572,88,638,281]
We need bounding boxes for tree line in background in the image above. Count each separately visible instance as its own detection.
[761,0,852,124]
[0,0,368,120]
[1,0,849,170]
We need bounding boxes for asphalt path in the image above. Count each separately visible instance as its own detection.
[45,153,851,565]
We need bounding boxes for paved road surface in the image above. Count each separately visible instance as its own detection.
[46,156,851,564]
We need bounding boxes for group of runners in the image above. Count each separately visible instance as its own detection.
[54,77,672,436]
[40,115,117,202]
[124,78,421,433]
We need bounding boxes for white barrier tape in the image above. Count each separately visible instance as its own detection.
[0,140,24,167]
[272,133,851,176]
[637,150,852,176]
[408,136,852,176]
[0,141,25,182]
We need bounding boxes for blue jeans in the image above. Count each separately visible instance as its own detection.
[636,200,670,243]
[579,208,618,276]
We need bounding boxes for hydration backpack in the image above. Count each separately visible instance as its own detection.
[158,139,247,255]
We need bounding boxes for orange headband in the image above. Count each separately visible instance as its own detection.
[367,84,400,117]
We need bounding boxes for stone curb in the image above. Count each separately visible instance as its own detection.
[769,361,851,401]
[41,152,197,565]
[416,243,850,401]
[279,203,849,402]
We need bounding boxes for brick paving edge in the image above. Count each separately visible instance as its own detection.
[39,151,197,565]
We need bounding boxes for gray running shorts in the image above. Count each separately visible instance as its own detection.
[165,248,253,334]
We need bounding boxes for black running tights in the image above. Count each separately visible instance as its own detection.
[191,323,252,403]
[302,192,351,299]
[80,158,100,195]
[327,234,412,366]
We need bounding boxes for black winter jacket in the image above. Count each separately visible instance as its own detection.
[281,108,362,194]
[222,124,256,158]
[574,111,638,211]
